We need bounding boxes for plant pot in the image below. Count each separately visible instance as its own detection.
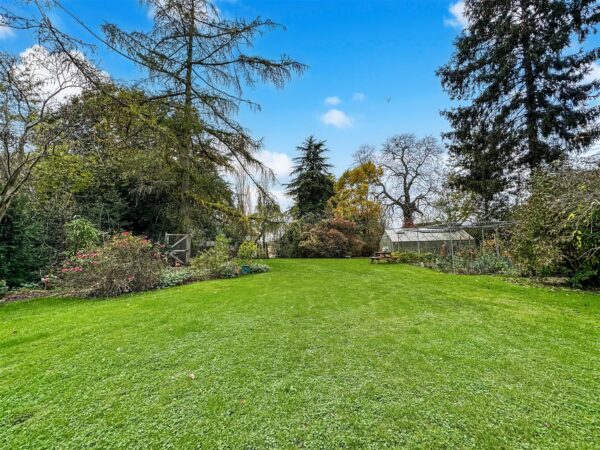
[241,265,251,275]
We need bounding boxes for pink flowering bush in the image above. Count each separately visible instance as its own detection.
[58,232,166,297]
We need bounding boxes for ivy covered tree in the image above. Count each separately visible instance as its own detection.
[286,136,334,222]
[438,0,600,210]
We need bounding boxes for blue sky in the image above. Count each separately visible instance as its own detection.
[3,0,597,206]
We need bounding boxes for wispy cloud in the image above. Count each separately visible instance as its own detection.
[324,96,342,106]
[0,19,15,39]
[256,150,293,180]
[352,92,367,102]
[444,1,468,29]
[16,45,91,106]
[320,109,354,129]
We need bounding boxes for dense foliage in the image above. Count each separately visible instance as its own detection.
[438,0,600,217]
[329,161,384,255]
[0,0,298,288]
[58,232,166,297]
[298,217,365,258]
[512,168,600,287]
[286,136,335,222]
[190,234,235,279]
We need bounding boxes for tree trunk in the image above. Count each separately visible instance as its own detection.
[521,0,539,168]
[402,206,416,228]
[180,1,196,210]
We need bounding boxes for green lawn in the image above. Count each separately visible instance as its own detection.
[1,259,599,449]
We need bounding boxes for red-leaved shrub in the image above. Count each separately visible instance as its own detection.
[58,232,166,297]
[299,217,365,257]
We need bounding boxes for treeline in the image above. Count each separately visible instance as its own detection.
[434,0,600,287]
[0,0,302,286]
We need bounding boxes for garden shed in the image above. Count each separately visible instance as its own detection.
[380,228,475,255]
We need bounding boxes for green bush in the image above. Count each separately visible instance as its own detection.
[0,280,8,297]
[219,260,241,278]
[190,234,238,279]
[277,220,304,258]
[393,252,436,265]
[64,217,101,254]
[436,254,514,275]
[0,196,53,287]
[58,232,166,297]
[158,267,196,288]
[512,168,600,288]
[238,241,258,262]
[247,263,271,274]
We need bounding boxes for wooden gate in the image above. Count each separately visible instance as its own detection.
[165,233,191,265]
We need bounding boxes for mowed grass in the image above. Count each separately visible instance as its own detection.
[1,259,599,449]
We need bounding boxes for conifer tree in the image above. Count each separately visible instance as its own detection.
[286,136,334,221]
[438,0,600,211]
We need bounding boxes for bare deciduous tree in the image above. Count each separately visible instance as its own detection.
[359,134,443,228]
[0,46,88,221]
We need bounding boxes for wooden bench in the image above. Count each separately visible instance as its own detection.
[370,252,397,263]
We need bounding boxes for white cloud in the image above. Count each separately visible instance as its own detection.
[0,18,15,39]
[583,61,600,84]
[324,96,342,106]
[256,150,293,180]
[320,108,355,129]
[16,45,90,107]
[444,1,468,29]
[352,92,367,102]
[271,189,293,210]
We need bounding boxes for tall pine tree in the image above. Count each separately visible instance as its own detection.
[438,0,600,215]
[286,136,334,221]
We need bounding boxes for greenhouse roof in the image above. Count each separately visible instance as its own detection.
[383,228,474,243]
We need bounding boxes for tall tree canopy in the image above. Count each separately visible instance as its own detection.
[358,134,444,228]
[438,0,600,210]
[328,161,384,253]
[103,0,305,177]
[286,136,334,222]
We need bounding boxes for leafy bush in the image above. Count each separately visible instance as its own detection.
[299,217,365,257]
[64,217,101,254]
[219,260,241,278]
[470,254,513,275]
[512,168,600,287]
[277,220,304,258]
[0,280,8,297]
[158,267,196,288]
[247,263,271,274]
[0,196,53,287]
[436,254,514,275]
[58,232,166,297]
[393,252,436,265]
[190,234,238,279]
[238,241,258,262]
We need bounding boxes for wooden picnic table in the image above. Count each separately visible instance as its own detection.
[370,251,397,263]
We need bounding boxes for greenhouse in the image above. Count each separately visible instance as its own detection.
[380,228,475,255]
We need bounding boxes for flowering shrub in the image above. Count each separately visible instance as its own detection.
[58,232,166,297]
